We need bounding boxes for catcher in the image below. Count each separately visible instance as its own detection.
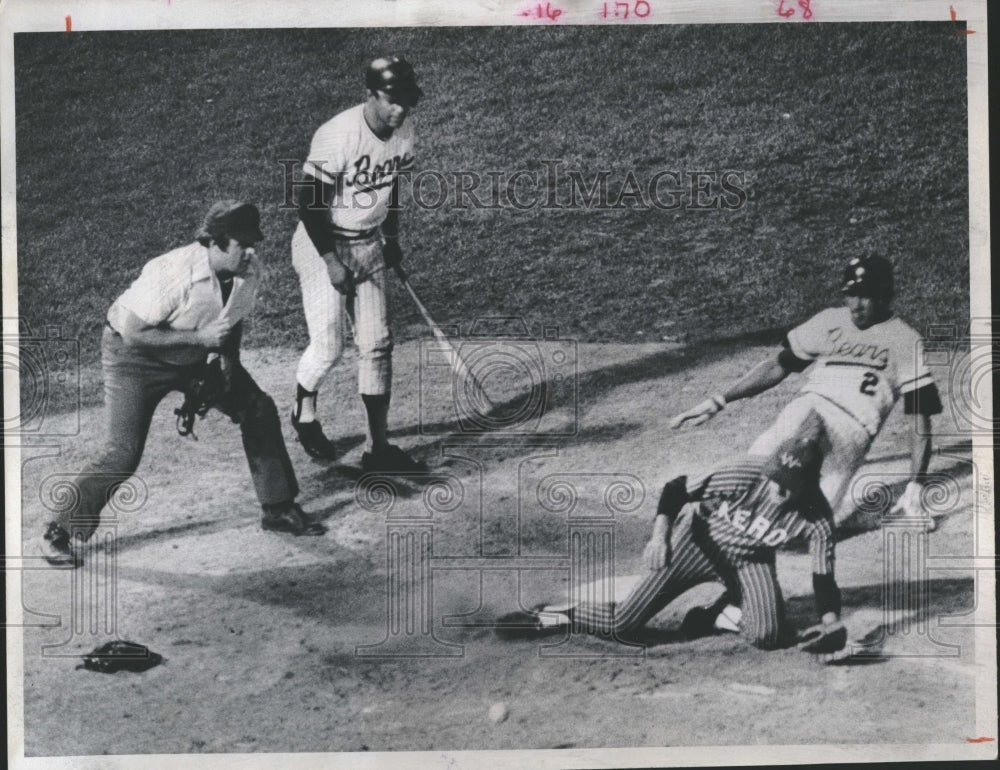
[499,412,849,659]
[40,201,325,568]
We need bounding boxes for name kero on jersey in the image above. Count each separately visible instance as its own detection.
[348,153,416,192]
[717,500,790,547]
[822,325,890,369]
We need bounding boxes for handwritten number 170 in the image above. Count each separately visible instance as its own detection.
[601,1,651,19]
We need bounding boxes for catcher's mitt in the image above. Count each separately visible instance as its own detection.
[78,640,164,674]
[797,620,849,662]
[174,357,230,439]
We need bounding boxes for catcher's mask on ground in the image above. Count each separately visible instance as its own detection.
[760,411,825,499]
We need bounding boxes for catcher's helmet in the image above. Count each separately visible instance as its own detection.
[841,256,894,300]
[760,410,825,498]
[365,56,423,105]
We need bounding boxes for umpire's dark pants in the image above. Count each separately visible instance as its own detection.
[56,327,298,541]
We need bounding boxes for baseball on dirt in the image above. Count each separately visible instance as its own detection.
[488,702,509,723]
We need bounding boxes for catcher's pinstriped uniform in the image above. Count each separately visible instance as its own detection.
[290,57,426,472]
[572,461,835,649]
[40,203,324,567]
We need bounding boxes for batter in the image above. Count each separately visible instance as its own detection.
[290,55,425,474]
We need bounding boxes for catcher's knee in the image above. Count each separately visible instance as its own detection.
[739,606,782,650]
[745,620,782,650]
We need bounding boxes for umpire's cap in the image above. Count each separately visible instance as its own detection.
[841,255,894,300]
[365,56,423,105]
[196,201,264,245]
[760,411,825,498]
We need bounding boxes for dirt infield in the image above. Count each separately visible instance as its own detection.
[17,341,979,754]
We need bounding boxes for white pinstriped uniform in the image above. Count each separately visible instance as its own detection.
[749,308,935,511]
[571,461,835,648]
[293,104,415,396]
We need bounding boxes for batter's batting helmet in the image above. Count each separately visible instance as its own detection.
[365,56,423,104]
[841,256,894,300]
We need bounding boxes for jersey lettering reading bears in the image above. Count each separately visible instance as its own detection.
[303,104,416,234]
[785,307,933,437]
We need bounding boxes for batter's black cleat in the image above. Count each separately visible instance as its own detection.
[40,522,81,568]
[361,444,428,475]
[261,503,327,536]
[290,410,338,461]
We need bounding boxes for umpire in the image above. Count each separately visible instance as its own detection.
[41,201,325,567]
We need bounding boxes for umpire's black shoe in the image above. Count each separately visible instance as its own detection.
[261,503,327,536]
[290,411,338,461]
[40,522,81,568]
[361,444,428,475]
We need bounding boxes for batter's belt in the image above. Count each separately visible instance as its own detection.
[327,228,385,284]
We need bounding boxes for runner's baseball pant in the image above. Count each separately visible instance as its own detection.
[748,393,874,515]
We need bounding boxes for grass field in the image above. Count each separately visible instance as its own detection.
[11,20,985,760]
[15,23,969,407]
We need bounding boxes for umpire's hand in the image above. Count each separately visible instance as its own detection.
[195,318,233,349]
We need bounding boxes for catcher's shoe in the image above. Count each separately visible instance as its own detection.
[681,596,740,639]
[290,411,338,461]
[680,605,717,640]
[494,604,572,641]
[261,503,327,536]
[40,522,81,568]
[361,444,428,475]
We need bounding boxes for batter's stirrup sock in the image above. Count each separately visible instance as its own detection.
[294,384,318,421]
[361,393,391,409]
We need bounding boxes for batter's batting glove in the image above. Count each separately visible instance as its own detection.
[797,619,849,663]
[669,394,726,429]
[382,238,403,270]
[888,481,935,531]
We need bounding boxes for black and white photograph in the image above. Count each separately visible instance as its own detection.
[2,1,995,768]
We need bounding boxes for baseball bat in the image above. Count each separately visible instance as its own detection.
[391,263,495,411]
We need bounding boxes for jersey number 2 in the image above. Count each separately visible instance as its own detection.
[860,372,879,395]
